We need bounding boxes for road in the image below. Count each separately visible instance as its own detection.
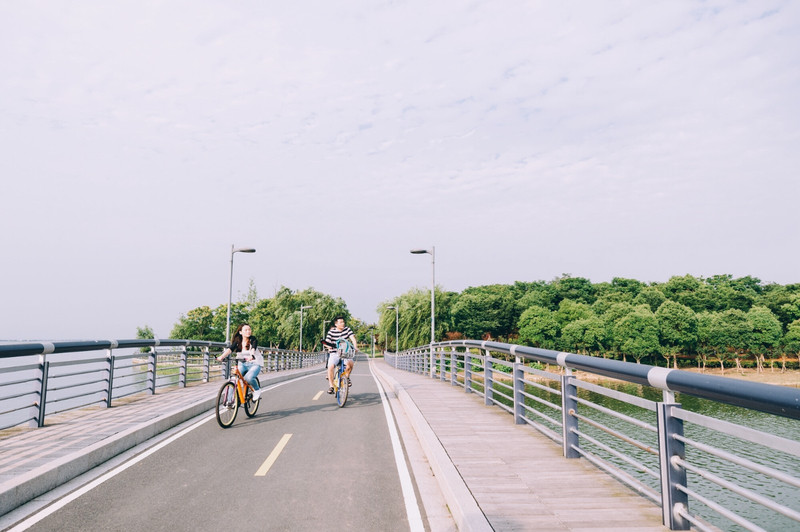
[20,356,424,531]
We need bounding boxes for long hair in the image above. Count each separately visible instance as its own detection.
[231,323,257,351]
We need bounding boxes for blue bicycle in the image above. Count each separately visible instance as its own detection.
[326,339,354,407]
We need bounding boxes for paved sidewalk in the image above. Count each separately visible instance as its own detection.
[372,361,667,532]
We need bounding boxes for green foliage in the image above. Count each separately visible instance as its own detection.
[613,306,660,363]
[655,301,698,357]
[136,324,154,353]
[450,284,517,340]
[517,305,559,349]
[746,306,782,354]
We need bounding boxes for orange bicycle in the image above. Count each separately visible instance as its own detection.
[216,359,260,428]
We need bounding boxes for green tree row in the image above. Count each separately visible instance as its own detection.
[377,274,800,371]
[165,285,369,351]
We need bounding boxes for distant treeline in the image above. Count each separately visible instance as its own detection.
[144,274,800,372]
[377,274,800,372]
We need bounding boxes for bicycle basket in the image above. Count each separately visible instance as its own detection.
[336,339,353,358]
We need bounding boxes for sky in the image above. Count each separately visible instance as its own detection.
[1,0,799,342]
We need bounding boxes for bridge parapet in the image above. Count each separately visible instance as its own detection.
[388,340,800,531]
[0,339,324,431]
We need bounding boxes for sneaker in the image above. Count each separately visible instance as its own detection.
[252,389,261,401]
[347,377,352,387]
[327,386,334,394]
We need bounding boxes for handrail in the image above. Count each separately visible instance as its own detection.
[0,339,325,431]
[433,339,800,420]
[388,340,800,531]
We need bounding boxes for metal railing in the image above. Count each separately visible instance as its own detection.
[0,339,325,431]
[387,340,800,532]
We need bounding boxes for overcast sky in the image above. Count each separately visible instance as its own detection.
[1,0,798,342]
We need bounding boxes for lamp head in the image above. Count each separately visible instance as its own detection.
[409,248,429,255]
[233,247,256,254]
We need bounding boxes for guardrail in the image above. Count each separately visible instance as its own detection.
[387,340,800,532]
[0,339,325,431]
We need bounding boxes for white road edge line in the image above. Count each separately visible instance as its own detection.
[370,363,425,532]
[8,413,215,532]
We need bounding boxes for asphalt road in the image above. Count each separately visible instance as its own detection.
[23,356,421,532]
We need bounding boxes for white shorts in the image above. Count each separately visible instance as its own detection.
[327,351,353,369]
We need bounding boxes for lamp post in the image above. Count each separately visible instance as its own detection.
[226,245,256,344]
[410,246,435,377]
[299,305,313,352]
[387,305,399,354]
[370,328,375,358]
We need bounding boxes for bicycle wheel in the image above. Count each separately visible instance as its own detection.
[244,388,260,417]
[216,381,238,428]
[336,363,349,407]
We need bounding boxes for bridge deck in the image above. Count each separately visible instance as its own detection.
[1,361,667,530]
[373,362,667,531]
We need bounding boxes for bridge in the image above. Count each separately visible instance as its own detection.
[1,340,799,531]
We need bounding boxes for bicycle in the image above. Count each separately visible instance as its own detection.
[216,357,261,428]
[331,339,354,408]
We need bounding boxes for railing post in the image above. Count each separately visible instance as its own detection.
[179,346,187,387]
[561,372,579,458]
[148,348,157,395]
[658,399,689,530]
[484,351,493,406]
[439,347,446,381]
[202,347,210,382]
[36,358,50,428]
[465,352,473,393]
[450,347,458,386]
[106,348,115,407]
[513,361,525,424]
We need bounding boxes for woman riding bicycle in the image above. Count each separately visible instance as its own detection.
[217,323,262,400]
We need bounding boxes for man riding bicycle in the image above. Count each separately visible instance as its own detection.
[324,316,356,394]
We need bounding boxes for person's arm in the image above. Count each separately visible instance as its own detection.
[217,347,232,362]
[349,333,358,353]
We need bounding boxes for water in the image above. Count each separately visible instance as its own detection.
[517,378,800,532]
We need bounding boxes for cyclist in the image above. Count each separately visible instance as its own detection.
[217,323,262,400]
[324,316,357,394]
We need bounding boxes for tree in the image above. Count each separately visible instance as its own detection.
[170,306,218,341]
[782,319,800,371]
[633,286,666,312]
[561,316,607,356]
[707,309,752,373]
[517,305,559,349]
[136,325,154,353]
[378,287,454,351]
[552,275,596,305]
[655,301,698,368]
[613,306,660,364]
[746,306,782,372]
[661,275,713,312]
[450,284,517,340]
[554,299,594,327]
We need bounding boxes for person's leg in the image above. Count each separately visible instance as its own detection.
[244,363,261,390]
[326,353,338,392]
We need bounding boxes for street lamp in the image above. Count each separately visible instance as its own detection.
[387,305,399,354]
[226,245,256,344]
[410,246,435,377]
[299,305,313,352]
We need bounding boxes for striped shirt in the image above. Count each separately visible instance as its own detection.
[325,326,355,353]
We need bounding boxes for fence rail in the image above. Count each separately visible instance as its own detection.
[387,340,800,532]
[0,339,325,431]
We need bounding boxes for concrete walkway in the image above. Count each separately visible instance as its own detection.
[1,360,667,531]
[371,361,667,532]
